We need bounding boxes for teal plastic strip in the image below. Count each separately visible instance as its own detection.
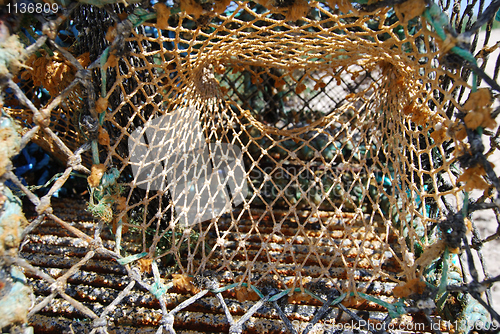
[100,168,120,188]
[357,292,406,319]
[211,283,240,294]
[304,289,327,302]
[91,140,100,165]
[463,191,469,217]
[436,247,450,310]
[150,281,173,299]
[269,288,291,302]
[330,292,347,306]
[423,5,478,70]
[117,252,148,265]
[250,285,264,299]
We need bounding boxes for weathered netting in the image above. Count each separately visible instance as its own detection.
[2,0,500,332]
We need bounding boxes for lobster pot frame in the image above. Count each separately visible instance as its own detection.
[0,0,500,333]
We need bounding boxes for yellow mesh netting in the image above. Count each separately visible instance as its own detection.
[101,0,465,287]
[2,0,500,332]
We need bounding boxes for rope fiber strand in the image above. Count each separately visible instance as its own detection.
[1,0,500,332]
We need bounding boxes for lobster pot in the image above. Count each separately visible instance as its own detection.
[1,0,499,333]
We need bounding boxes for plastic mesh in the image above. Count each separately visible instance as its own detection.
[1,0,500,333]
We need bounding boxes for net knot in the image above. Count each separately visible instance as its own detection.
[34,110,51,128]
[75,69,91,84]
[150,281,169,299]
[35,197,52,215]
[193,272,219,290]
[160,313,175,328]
[67,154,82,169]
[49,280,66,293]
[92,318,108,328]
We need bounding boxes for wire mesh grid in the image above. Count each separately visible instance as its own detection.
[1,0,500,333]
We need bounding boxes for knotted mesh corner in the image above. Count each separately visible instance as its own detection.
[1,0,500,333]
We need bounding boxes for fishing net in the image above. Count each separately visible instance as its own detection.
[1,0,500,332]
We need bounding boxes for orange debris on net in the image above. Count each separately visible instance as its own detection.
[327,0,355,14]
[172,273,199,294]
[155,3,170,30]
[21,51,90,97]
[234,286,260,302]
[393,278,427,298]
[180,0,205,18]
[394,0,426,24]
[463,88,497,130]
[98,127,110,146]
[456,163,494,192]
[105,25,117,43]
[295,83,306,94]
[213,0,231,14]
[403,101,432,126]
[137,257,153,273]
[88,164,107,188]
[286,0,309,21]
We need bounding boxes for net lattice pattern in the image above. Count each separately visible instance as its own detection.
[1,0,500,332]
